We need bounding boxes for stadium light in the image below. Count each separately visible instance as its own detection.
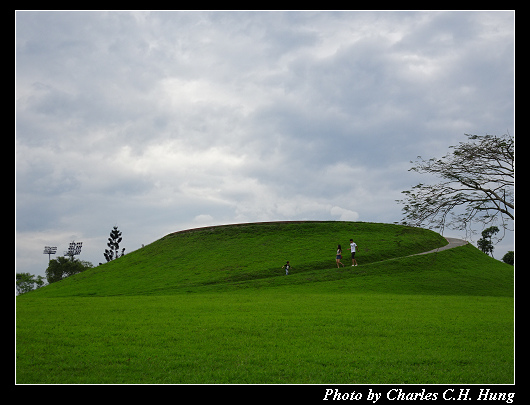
[43,246,58,261]
[65,241,83,260]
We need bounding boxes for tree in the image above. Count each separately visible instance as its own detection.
[476,226,499,257]
[45,256,93,284]
[397,134,514,236]
[16,272,45,295]
[104,226,125,262]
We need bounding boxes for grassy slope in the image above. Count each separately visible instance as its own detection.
[266,243,514,297]
[25,221,447,297]
[16,222,514,384]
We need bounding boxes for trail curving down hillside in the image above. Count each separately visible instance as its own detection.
[410,237,468,256]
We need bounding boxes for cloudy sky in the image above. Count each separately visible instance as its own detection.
[16,11,514,277]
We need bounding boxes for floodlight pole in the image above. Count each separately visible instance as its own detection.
[65,241,83,261]
[43,246,58,261]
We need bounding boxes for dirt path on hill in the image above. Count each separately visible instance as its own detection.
[409,237,468,256]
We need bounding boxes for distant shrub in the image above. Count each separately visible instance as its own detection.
[45,256,93,284]
[502,251,514,265]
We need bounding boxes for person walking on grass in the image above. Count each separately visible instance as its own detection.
[336,245,345,268]
[350,238,358,266]
[282,261,291,275]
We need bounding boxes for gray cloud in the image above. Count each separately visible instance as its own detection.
[16,11,514,276]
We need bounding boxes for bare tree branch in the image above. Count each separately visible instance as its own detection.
[397,134,514,234]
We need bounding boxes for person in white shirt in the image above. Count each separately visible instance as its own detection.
[350,239,358,266]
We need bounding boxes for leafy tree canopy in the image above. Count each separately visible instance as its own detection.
[45,256,93,284]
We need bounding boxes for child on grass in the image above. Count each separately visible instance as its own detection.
[282,261,291,275]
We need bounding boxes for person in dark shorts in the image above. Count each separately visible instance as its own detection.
[350,239,358,266]
[336,245,345,268]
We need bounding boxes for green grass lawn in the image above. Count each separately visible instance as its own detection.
[16,221,514,384]
[16,292,513,384]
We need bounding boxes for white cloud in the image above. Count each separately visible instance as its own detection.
[193,214,215,226]
[330,206,360,222]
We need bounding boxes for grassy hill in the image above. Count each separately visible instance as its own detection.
[22,221,449,297]
[16,221,514,384]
